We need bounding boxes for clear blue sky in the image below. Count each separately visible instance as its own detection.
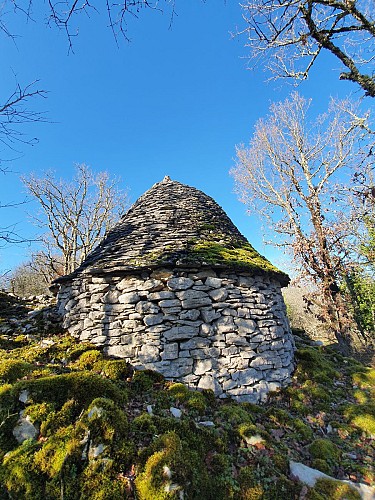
[0,1,361,276]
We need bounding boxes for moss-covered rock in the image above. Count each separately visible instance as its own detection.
[307,478,361,500]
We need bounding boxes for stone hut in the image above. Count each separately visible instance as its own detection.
[55,177,294,403]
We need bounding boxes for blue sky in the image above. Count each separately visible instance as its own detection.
[0,1,362,276]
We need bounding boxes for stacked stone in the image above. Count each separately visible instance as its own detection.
[57,267,294,403]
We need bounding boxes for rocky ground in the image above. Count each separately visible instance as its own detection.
[0,292,374,499]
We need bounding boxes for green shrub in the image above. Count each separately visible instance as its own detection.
[311,458,333,475]
[167,383,207,415]
[79,460,129,499]
[75,350,103,370]
[100,360,131,380]
[0,440,44,499]
[309,439,341,462]
[84,397,128,444]
[19,371,126,410]
[132,370,164,392]
[218,403,254,427]
[0,359,32,382]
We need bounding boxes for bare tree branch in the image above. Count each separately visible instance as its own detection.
[237,0,375,96]
[0,80,47,172]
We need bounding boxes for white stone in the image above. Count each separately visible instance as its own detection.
[238,368,260,386]
[143,279,163,292]
[139,345,160,363]
[102,290,120,304]
[159,299,181,308]
[161,343,179,360]
[180,309,200,321]
[19,390,29,404]
[235,318,257,334]
[149,291,176,301]
[91,336,107,344]
[158,359,193,378]
[89,443,106,459]
[194,359,212,375]
[180,338,210,350]
[147,405,153,415]
[170,407,182,418]
[197,374,222,394]
[106,345,135,358]
[118,292,140,304]
[117,277,144,292]
[13,414,38,443]
[197,421,215,427]
[163,465,172,478]
[136,301,160,314]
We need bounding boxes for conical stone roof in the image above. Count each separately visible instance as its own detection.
[56,177,289,285]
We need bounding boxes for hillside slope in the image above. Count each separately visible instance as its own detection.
[0,293,374,499]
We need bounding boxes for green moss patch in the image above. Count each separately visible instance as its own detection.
[187,241,288,281]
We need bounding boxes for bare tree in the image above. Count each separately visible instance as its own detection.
[2,1,178,50]
[232,92,375,351]
[237,0,375,96]
[22,164,129,276]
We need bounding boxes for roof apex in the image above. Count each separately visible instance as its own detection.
[54,179,289,285]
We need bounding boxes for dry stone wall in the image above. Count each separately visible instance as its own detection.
[57,268,294,403]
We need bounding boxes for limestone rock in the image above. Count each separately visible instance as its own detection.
[170,407,182,418]
[136,301,160,314]
[198,374,222,395]
[118,292,140,304]
[215,316,235,333]
[139,345,160,363]
[176,290,212,309]
[161,343,179,360]
[13,414,38,443]
[144,314,164,326]
[194,359,212,375]
[167,277,194,291]
[163,326,198,341]
[208,288,228,302]
[180,309,200,321]
[205,277,222,289]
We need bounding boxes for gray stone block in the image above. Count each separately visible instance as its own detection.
[144,314,164,326]
[163,325,198,341]
[209,288,228,302]
[176,289,212,309]
[118,292,140,304]
[167,277,194,290]
[205,277,222,289]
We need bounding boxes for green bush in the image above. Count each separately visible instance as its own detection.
[0,359,33,382]
[309,439,341,462]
